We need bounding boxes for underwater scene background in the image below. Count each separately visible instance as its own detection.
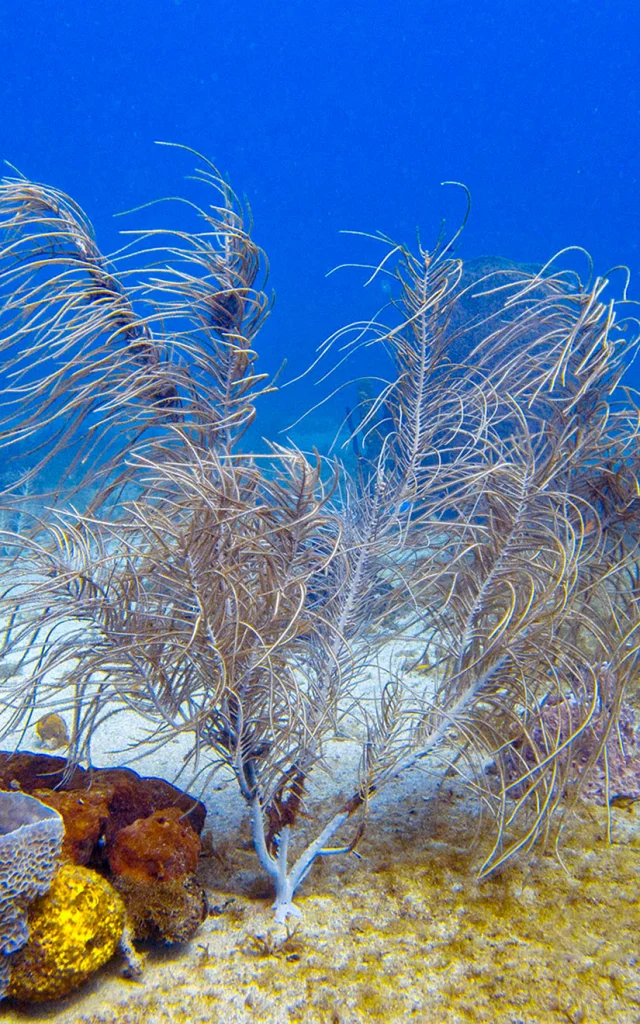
[3,0,639,423]
[1,2,640,1023]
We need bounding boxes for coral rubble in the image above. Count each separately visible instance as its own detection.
[34,712,69,750]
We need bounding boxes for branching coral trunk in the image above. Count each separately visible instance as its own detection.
[249,795,350,922]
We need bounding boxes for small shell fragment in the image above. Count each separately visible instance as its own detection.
[34,713,69,750]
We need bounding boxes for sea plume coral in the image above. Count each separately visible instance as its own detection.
[0,150,639,922]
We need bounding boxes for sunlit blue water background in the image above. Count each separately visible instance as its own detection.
[2,0,638,440]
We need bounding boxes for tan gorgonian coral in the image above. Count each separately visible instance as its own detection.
[0,147,638,921]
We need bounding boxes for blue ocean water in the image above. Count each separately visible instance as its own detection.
[1,0,638,431]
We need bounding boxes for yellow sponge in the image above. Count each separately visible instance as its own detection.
[7,863,125,1002]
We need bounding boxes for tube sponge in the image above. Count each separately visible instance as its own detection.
[0,790,63,997]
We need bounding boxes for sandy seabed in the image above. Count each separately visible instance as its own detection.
[1,628,639,1024]
[2,767,640,1024]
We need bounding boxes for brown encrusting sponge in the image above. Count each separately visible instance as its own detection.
[108,807,207,942]
[108,806,201,882]
[0,754,207,840]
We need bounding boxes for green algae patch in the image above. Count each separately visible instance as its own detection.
[3,800,640,1023]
